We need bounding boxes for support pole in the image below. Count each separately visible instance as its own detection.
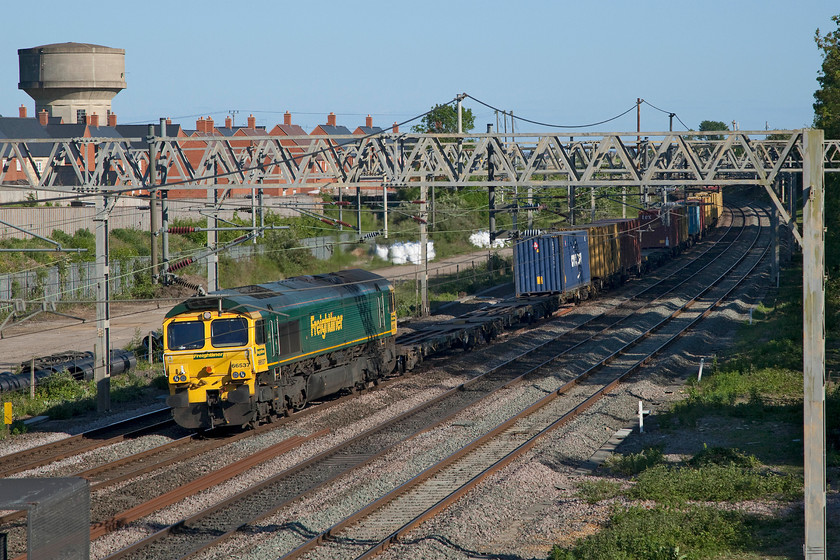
[159,118,169,280]
[148,125,158,283]
[94,194,111,413]
[771,200,779,287]
[382,181,388,239]
[802,128,826,560]
[207,166,219,292]
[356,185,362,234]
[487,124,496,242]
[420,179,429,317]
[622,186,627,219]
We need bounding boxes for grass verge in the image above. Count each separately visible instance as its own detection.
[548,259,840,559]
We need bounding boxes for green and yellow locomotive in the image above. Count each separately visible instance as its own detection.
[163,269,397,429]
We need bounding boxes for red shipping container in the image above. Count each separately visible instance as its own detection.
[638,209,682,249]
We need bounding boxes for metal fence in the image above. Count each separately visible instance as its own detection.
[0,234,354,305]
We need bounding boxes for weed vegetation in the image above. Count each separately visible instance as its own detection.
[549,257,839,558]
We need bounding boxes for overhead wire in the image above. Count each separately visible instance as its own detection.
[641,99,691,131]
[464,94,639,129]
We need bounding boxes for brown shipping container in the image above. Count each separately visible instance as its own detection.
[593,218,641,275]
[639,208,683,249]
[559,221,621,284]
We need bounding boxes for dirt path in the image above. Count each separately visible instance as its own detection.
[0,248,511,372]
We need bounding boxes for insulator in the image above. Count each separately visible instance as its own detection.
[411,200,426,204]
[411,215,427,224]
[330,201,352,206]
[167,257,195,271]
[172,276,206,295]
[167,226,197,234]
[358,230,382,241]
[336,220,353,228]
[519,229,543,238]
[320,218,336,226]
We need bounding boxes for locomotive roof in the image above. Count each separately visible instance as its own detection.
[165,269,390,319]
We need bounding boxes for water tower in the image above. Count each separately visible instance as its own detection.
[18,42,126,124]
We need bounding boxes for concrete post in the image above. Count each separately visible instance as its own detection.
[802,128,826,560]
[94,194,111,413]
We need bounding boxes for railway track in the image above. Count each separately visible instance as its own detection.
[280,207,770,559]
[90,205,766,559]
[0,408,174,478]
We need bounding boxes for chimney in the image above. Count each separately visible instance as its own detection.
[327,112,336,126]
[225,116,233,129]
[38,109,49,126]
[206,116,214,132]
[196,117,205,132]
[108,112,117,127]
[19,105,27,118]
[284,111,292,126]
[392,122,399,133]
[166,118,172,126]
[85,114,93,125]
[90,114,99,127]
[366,114,373,128]
[247,114,256,129]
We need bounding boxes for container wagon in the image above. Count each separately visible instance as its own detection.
[514,231,590,296]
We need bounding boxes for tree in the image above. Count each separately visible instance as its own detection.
[814,14,840,272]
[815,14,840,139]
[411,104,475,134]
[697,120,730,141]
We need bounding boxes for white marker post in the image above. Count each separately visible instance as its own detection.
[638,401,650,433]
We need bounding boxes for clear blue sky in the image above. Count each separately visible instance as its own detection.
[1,0,836,133]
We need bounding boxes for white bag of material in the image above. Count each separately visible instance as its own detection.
[469,230,508,249]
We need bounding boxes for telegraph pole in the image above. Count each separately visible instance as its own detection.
[803,128,826,560]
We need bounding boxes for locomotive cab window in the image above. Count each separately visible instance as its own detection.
[254,319,266,345]
[167,321,205,350]
[211,318,248,347]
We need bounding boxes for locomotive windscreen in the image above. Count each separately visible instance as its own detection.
[168,321,204,350]
[211,318,248,347]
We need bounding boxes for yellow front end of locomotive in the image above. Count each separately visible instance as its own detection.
[163,310,264,427]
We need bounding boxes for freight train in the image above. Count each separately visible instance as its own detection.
[516,191,723,295]
[164,192,723,430]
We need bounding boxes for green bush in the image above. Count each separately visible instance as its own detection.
[548,505,751,560]
[577,479,624,504]
[605,446,665,476]
[630,463,800,504]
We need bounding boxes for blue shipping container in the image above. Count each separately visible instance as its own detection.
[685,203,701,236]
[514,231,590,296]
